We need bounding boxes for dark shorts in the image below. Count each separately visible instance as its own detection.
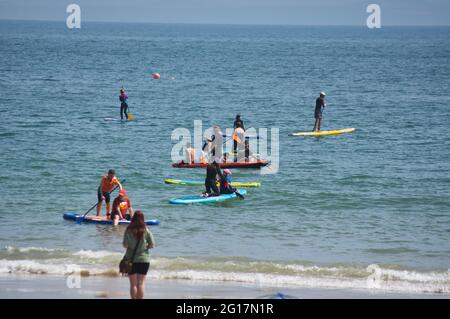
[129,262,150,275]
[111,212,131,221]
[97,188,111,203]
[314,110,322,119]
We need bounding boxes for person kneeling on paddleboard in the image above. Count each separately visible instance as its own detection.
[219,169,235,194]
[313,92,326,132]
[218,169,244,199]
[111,189,134,226]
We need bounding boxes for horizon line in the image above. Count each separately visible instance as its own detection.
[1,18,450,28]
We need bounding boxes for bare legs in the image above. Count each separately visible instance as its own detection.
[129,274,147,299]
[96,202,110,216]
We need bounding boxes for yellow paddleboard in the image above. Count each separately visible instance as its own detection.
[164,179,261,188]
[288,128,355,136]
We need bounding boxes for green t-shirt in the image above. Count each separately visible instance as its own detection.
[123,228,155,263]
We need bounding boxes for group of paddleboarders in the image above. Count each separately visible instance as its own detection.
[182,114,257,165]
[97,169,134,226]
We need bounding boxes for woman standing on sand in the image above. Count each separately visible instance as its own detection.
[122,210,155,299]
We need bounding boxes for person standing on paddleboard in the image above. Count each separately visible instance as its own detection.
[97,169,123,217]
[313,92,326,132]
[233,122,245,162]
[119,88,129,120]
[111,189,134,226]
[203,161,220,197]
[233,114,245,131]
[233,114,245,157]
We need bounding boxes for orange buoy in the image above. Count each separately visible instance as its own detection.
[152,73,161,79]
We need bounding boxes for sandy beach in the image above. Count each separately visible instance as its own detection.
[1,275,448,299]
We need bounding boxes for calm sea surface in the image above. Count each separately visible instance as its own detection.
[0,21,449,294]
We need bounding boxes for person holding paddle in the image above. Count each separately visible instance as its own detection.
[313,92,326,132]
[111,189,134,226]
[119,88,129,120]
[218,168,245,199]
[97,169,123,217]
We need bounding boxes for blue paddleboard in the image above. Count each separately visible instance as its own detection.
[63,213,160,225]
[169,189,247,204]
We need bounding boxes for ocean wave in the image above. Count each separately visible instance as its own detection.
[0,247,448,294]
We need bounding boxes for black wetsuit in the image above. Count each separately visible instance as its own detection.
[233,119,244,130]
[315,98,325,119]
[205,165,219,195]
[120,96,128,120]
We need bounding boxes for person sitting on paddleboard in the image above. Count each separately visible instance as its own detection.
[313,92,326,132]
[119,88,129,120]
[97,169,123,217]
[219,169,235,194]
[203,161,220,197]
[185,142,196,164]
[111,189,134,226]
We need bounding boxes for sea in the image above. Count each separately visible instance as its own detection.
[0,20,449,295]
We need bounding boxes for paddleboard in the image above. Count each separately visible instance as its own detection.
[63,213,160,225]
[103,117,133,122]
[164,179,261,187]
[169,189,247,204]
[288,128,355,136]
[172,160,269,169]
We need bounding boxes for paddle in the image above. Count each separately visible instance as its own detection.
[234,190,245,200]
[127,105,135,121]
[120,85,134,121]
[82,179,125,218]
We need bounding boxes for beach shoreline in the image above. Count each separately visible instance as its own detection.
[1,274,448,299]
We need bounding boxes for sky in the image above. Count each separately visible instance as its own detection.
[0,0,449,25]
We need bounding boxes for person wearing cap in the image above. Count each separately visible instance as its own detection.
[119,88,129,120]
[97,169,123,217]
[219,169,235,194]
[111,189,134,226]
[313,92,327,132]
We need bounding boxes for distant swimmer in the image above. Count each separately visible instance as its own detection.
[119,88,129,120]
[97,169,123,217]
[313,92,326,132]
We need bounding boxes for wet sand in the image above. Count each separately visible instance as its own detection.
[1,274,448,299]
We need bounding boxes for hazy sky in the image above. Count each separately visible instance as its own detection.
[0,0,449,25]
